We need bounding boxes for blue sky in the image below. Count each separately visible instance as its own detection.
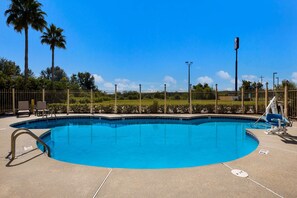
[1,0,297,91]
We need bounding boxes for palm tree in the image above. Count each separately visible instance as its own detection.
[5,0,47,83]
[41,24,66,82]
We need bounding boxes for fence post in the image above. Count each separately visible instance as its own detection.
[139,84,142,114]
[12,87,15,115]
[67,88,70,115]
[114,84,117,114]
[241,87,245,114]
[215,84,218,114]
[255,86,258,114]
[90,88,93,114]
[284,81,288,117]
[42,86,45,102]
[189,84,192,114]
[164,84,167,114]
[265,82,268,108]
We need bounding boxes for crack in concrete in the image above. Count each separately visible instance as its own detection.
[222,163,283,198]
[92,168,112,198]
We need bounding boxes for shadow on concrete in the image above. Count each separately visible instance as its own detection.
[279,134,297,145]
[6,148,44,167]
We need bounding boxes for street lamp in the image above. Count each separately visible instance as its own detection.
[185,61,193,103]
[273,72,277,91]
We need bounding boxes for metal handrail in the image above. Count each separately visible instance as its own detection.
[7,128,51,162]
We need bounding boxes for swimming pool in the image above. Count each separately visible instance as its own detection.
[14,116,266,169]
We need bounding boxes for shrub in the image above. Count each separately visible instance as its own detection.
[48,103,67,113]
[101,105,114,113]
[70,104,89,113]
[79,98,90,104]
[69,98,76,103]
[148,100,159,113]
[94,98,103,103]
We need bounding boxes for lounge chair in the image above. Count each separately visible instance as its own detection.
[17,101,30,117]
[35,101,49,117]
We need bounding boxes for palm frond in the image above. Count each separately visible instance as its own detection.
[41,23,67,50]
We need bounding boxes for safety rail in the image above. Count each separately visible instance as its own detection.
[6,128,51,162]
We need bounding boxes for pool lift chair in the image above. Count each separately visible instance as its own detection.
[263,97,291,135]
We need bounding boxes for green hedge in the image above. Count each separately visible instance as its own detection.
[47,103,262,114]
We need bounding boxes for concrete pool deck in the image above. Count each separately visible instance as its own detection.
[0,114,296,198]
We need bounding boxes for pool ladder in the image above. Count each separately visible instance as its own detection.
[6,128,51,163]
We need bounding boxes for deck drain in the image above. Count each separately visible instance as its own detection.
[259,149,269,155]
[231,169,248,178]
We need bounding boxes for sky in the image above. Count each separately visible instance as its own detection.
[0,0,297,91]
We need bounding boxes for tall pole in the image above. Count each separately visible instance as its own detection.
[67,87,69,115]
[114,84,117,113]
[90,88,93,114]
[260,76,264,84]
[185,61,193,103]
[234,37,239,95]
[189,84,192,114]
[12,87,15,115]
[164,84,167,114]
[235,49,238,93]
[284,80,288,117]
[139,84,142,114]
[273,72,277,91]
[215,84,218,114]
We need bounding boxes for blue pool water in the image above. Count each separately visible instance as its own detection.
[14,117,266,169]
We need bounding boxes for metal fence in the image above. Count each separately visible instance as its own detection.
[1,85,296,118]
[288,90,297,118]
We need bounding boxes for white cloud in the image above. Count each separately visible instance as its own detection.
[230,78,241,86]
[115,78,130,84]
[114,78,138,91]
[163,75,177,86]
[216,71,231,80]
[230,78,235,84]
[225,87,233,91]
[292,72,297,83]
[197,76,213,84]
[93,74,104,84]
[103,82,113,89]
[94,77,140,91]
[241,74,257,82]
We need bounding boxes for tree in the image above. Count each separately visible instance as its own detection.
[240,80,252,91]
[77,72,96,90]
[192,83,215,99]
[0,58,21,89]
[0,58,21,76]
[41,66,68,81]
[281,80,296,90]
[41,24,66,81]
[5,0,47,83]
[240,80,263,91]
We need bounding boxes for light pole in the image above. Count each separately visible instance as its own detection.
[185,61,193,103]
[234,37,240,95]
[273,72,277,91]
[260,76,264,84]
